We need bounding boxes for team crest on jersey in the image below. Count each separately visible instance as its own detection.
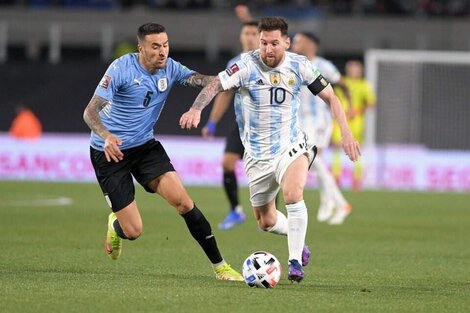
[287,76,296,87]
[99,75,111,89]
[225,64,240,76]
[270,72,281,86]
[158,77,168,92]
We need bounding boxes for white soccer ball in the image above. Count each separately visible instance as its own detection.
[242,251,282,288]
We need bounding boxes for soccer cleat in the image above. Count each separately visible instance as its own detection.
[287,259,304,283]
[302,245,311,267]
[105,212,122,260]
[317,200,335,222]
[218,207,245,230]
[214,263,244,281]
[328,203,352,225]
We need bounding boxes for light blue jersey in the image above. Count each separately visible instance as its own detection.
[90,53,195,150]
[227,54,244,130]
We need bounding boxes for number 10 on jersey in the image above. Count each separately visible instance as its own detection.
[269,87,286,105]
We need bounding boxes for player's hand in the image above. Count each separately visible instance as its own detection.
[234,5,253,23]
[179,108,201,130]
[104,134,123,163]
[346,108,356,119]
[201,120,216,139]
[342,132,361,162]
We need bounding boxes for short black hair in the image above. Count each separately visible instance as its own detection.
[297,31,320,45]
[258,17,288,36]
[137,23,166,41]
[242,21,259,28]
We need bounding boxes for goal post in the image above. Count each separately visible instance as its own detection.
[364,49,470,150]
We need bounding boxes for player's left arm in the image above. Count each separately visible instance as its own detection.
[185,73,216,89]
[179,76,225,129]
[313,83,361,161]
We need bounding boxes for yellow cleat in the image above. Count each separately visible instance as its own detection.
[105,212,122,260]
[214,263,244,281]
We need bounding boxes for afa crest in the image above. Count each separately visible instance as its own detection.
[287,76,296,87]
[158,77,168,92]
[269,72,281,86]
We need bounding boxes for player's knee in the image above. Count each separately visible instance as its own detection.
[222,158,236,172]
[172,195,194,214]
[123,223,142,240]
[283,186,303,203]
[256,216,275,232]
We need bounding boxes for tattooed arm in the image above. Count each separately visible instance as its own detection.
[83,95,123,162]
[179,76,224,129]
[185,73,215,89]
[83,95,112,139]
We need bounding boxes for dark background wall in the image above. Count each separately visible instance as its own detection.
[0,50,354,137]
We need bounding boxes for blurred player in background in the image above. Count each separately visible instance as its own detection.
[83,22,242,281]
[201,20,259,230]
[333,60,376,191]
[180,17,360,283]
[9,104,42,140]
[291,32,353,225]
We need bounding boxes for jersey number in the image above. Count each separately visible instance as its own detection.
[143,91,153,107]
[269,87,286,105]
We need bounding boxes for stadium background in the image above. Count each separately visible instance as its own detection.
[1,1,469,312]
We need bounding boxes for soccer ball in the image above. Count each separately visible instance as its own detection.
[242,251,282,288]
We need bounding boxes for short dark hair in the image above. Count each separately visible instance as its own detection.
[258,17,288,36]
[298,31,320,45]
[137,23,166,41]
[242,21,259,28]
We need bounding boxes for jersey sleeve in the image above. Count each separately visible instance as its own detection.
[94,58,124,101]
[321,60,341,84]
[301,58,330,96]
[170,59,197,86]
[218,60,249,91]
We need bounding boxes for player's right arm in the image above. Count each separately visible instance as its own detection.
[83,95,123,163]
[179,76,225,130]
[180,60,247,130]
[201,90,235,138]
[84,59,125,163]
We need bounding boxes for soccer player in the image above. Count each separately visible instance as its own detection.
[291,32,353,225]
[332,60,376,191]
[180,17,360,283]
[83,23,242,281]
[201,21,259,230]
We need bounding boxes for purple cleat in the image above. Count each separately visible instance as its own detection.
[302,245,311,267]
[287,259,304,283]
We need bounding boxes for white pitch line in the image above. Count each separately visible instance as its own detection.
[8,197,74,207]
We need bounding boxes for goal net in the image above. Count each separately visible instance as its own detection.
[364,49,470,150]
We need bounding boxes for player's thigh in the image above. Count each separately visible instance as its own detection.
[90,146,136,213]
[115,200,143,238]
[280,155,309,204]
[150,171,193,214]
[243,156,279,209]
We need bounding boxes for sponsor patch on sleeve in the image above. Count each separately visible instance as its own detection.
[99,75,112,89]
[225,64,240,76]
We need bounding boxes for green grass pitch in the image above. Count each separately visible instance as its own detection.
[0,181,469,312]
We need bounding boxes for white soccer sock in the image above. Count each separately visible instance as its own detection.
[267,210,288,236]
[312,158,330,206]
[313,157,346,208]
[286,200,308,262]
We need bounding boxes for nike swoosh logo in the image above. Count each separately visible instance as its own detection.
[205,234,214,239]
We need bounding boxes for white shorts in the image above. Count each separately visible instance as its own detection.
[303,120,333,149]
[243,135,316,207]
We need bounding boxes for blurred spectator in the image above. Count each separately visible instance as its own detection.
[9,105,43,140]
[332,60,376,191]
